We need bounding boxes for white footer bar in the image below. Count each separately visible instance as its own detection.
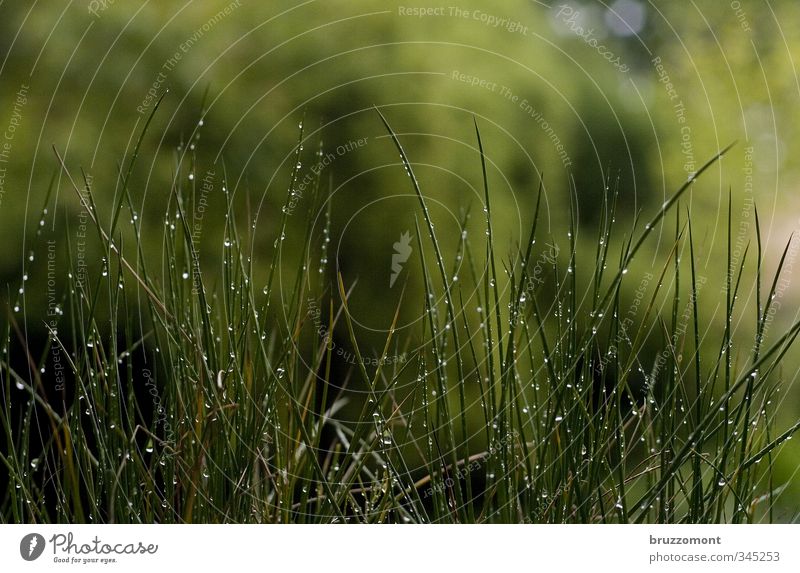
[1,525,797,572]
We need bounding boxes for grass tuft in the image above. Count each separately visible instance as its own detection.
[1,115,797,523]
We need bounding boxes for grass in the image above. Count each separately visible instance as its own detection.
[1,108,799,524]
